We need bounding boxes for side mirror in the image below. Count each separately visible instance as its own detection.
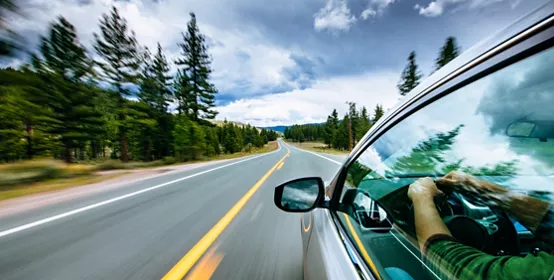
[274,177,324,212]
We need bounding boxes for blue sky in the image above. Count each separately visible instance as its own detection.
[5,0,546,126]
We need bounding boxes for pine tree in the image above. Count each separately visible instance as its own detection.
[397,51,422,96]
[38,17,103,162]
[138,43,173,159]
[173,115,206,161]
[372,104,385,124]
[356,106,371,141]
[94,6,141,162]
[324,109,339,148]
[333,115,350,150]
[435,37,460,71]
[347,102,359,146]
[175,13,217,121]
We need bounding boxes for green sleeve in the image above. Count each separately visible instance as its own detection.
[425,238,554,280]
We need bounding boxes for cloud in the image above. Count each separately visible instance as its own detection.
[414,0,506,17]
[216,71,400,126]
[314,0,357,33]
[360,0,395,20]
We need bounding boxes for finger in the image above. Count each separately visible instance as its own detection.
[435,178,456,185]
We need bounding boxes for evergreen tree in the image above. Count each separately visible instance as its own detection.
[397,51,422,96]
[347,102,359,146]
[173,115,206,161]
[38,17,103,162]
[333,115,350,150]
[94,6,141,162]
[324,109,339,147]
[175,13,217,121]
[138,43,173,159]
[435,37,460,71]
[356,106,371,141]
[372,104,385,124]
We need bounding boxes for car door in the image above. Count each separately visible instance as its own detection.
[320,6,554,280]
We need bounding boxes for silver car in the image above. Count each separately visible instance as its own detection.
[274,2,554,280]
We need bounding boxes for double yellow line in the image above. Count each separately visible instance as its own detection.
[162,147,290,280]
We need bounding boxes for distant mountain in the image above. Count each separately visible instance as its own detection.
[261,122,324,132]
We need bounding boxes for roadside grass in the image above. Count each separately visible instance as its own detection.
[286,141,349,155]
[0,141,279,201]
[0,173,126,201]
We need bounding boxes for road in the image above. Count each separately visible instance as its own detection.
[0,139,345,280]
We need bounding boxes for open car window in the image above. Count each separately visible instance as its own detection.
[336,46,554,280]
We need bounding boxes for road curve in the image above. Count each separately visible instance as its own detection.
[0,140,344,280]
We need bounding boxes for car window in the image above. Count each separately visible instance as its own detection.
[336,46,554,280]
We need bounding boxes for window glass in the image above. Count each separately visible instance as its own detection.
[337,47,554,280]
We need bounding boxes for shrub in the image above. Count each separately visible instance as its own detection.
[163,156,177,165]
[95,160,125,171]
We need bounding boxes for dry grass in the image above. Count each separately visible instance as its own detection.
[0,141,279,201]
[0,173,126,201]
[287,141,350,155]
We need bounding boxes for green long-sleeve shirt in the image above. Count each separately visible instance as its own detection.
[425,237,554,279]
[424,207,554,280]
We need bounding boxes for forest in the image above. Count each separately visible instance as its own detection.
[284,36,461,151]
[0,7,278,164]
[1,2,461,163]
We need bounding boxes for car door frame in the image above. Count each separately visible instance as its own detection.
[325,5,554,279]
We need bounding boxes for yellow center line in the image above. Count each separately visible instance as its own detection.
[342,213,382,280]
[185,244,224,280]
[162,147,291,280]
[276,161,284,170]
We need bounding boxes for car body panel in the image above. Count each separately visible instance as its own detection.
[303,209,368,280]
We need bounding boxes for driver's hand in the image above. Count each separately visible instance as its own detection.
[436,170,505,195]
[408,177,443,202]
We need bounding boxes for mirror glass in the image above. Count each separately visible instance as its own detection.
[280,179,320,211]
[506,121,535,137]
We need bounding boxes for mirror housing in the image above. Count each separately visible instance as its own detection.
[274,177,325,212]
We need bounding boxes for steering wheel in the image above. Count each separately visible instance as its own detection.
[409,189,520,256]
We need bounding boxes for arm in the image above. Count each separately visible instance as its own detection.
[408,177,451,250]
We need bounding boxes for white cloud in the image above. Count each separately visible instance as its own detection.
[314,0,357,33]
[361,0,395,20]
[414,0,505,17]
[11,0,303,100]
[216,71,400,126]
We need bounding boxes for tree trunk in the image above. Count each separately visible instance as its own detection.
[144,139,152,162]
[25,122,33,159]
[64,139,73,163]
[119,96,129,162]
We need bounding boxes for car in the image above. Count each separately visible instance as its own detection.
[273,2,554,280]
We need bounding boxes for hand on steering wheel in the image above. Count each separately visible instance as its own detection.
[408,177,443,202]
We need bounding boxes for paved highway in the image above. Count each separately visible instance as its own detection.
[0,140,344,280]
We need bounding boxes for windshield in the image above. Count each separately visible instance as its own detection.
[347,46,554,200]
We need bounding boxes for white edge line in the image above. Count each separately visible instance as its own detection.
[283,141,343,165]
[0,143,283,238]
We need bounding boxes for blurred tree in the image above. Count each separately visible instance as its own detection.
[94,6,141,162]
[435,37,460,71]
[372,104,385,124]
[175,13,217,122]
[397,51,422,96]
[173,115,206,161]
[356,106,371,141]
[37,17,103,162]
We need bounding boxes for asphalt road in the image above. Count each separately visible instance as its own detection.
[0,139,345,280]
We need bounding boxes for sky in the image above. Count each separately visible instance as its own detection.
[4,0,547,126]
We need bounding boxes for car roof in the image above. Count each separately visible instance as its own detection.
[351,0,554,159]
